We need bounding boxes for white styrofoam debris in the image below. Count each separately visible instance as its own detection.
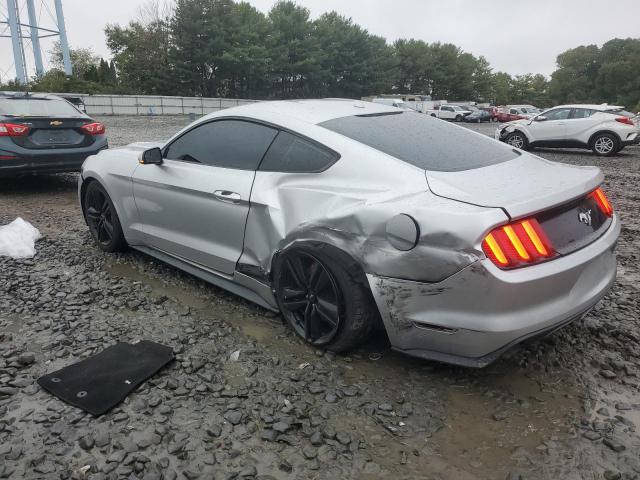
[0,217,41,259]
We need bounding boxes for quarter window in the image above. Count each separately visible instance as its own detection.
[164,120,277,170]
[571,108,595,119]
[259,131,338,173]
[544,108,572,121]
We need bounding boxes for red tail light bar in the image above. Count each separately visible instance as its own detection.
[0,122,29,137]
[591,187,613,216]
[615,116,634,126]
[482,218,554,269]
[81,122,106,135]
[482,187,613,269]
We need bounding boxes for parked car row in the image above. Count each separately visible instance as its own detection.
[495,104,639,156]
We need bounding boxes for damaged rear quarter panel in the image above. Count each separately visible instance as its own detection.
[238,124,508,284]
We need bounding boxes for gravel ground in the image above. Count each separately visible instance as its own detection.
[0,115,639,480]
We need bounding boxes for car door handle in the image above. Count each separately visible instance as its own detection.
[213,190,241,204]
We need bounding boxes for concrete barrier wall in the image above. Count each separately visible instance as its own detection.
[62,94,260,116]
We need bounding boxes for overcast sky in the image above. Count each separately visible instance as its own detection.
[1,0,639,82]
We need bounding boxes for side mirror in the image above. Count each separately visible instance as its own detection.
[535,115,547,122]
[140,147,163,165]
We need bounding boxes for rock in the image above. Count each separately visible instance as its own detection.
[302,446,317,459]
[603,470,622,480]
[600,370,617,379]
[17,353,36,366]
[224,410,243,425]
[239,465,257,477]
[261,429,278,442]
[335,432,351,445]
[310,431,323,446]
[582,431,601,441]
[324,392,337,403]
[278,460,292,473]
[272,421,290,433]
[602,438,626,452]
[308,384,326,394]
[79,435,95,450]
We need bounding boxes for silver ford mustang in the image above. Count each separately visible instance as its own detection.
[79,100,620,367]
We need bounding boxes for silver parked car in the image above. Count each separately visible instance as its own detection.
[79,100,620,367]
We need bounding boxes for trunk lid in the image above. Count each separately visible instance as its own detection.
[6,117,95,150]
[425,154,603,219]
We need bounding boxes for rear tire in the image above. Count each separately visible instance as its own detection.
[504,131,529,150]
[83,181,127,252]
[273,245,376,353]
[455,115,463,122]
[591,133,619,157]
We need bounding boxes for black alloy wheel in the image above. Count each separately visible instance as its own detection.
[277,251,341,346]
[83,181,126,252]
[86,187,115,246]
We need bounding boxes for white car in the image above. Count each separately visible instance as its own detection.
[427,104,472,121]
[370,98,414,111]
[495,104,639,156]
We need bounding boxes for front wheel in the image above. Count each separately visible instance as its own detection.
[273,246,376,353]
[504,131,529,150]
[591,133,619,157]
[83,181,127,252]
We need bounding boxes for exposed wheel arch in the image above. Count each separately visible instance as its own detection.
[270,241,369,288]
[79,176,99,222]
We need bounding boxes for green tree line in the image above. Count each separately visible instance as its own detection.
[2,0,639,111]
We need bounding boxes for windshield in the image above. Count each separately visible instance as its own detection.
[320,111,519,172]
[0,97,83,117]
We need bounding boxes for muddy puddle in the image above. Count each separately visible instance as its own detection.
[105,256,587,479]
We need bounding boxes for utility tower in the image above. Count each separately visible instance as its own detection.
[0,0,72,83]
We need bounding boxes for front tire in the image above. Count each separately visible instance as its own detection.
[591,133,619,157]
[504,131,529,150]
[83,181,127,252]
[273,246,376,353]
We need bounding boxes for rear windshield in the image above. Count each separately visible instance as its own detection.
[0,98,83,117]
[319,111,519,172]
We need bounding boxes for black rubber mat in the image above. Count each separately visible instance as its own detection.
[38,341,174,416]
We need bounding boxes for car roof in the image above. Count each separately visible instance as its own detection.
[551,104,625,111]
[0,91,65,101]
[204,99,399,126]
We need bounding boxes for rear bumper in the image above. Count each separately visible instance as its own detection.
[0,145,107,177]
[368,215,620,367]
[621,132,638,146]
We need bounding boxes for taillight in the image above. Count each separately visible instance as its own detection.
[482,218,555,269]
[81,122,105,135]
[615,116,634,126]
[591,187,613,217]
[0,122,30,137]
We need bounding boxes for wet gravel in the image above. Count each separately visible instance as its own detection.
[0,116,639,480]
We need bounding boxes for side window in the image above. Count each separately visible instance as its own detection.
[259,131,338,173]
[510,109,518,114]
[544,108,571,121]
[165,120,277,170]
[571,108,594,119]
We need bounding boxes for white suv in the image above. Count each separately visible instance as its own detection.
[495,104,639,156]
